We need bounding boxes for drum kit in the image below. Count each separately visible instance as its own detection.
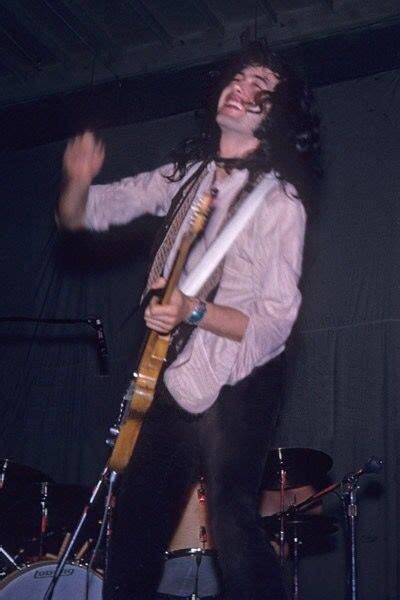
[157,447,339,600]
[0,450,381,600]
[0,458,104,599]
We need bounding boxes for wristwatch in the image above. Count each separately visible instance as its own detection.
[184,299,207,326]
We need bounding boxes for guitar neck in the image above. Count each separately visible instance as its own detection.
[161,233,196,304]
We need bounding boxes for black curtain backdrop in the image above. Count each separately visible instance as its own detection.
[0,69,399,599]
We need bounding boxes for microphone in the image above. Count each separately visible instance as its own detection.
[361,456,383,475]
[90,317,109,376]
[342,456,383,483]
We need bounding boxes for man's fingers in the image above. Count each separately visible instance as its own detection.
[150,298,177,315]
[63,131,105,180]
[146,299,177,318]
[151,276,167,290]
[145,314,174,332]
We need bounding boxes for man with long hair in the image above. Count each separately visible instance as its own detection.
[58,42,320,600]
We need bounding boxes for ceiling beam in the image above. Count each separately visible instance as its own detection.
[41,0,120,80]
[64,0,124,58]
[1,20,400,152]
[125,0,174,48]
[259,0,279,24]
[1,0,74,69]
[0,4,44,71]
[196,0,225,36]
[0,25,42,71]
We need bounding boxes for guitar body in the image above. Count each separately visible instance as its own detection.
[108,331,170,473]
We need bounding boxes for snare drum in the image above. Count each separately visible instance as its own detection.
[0,560,102,599]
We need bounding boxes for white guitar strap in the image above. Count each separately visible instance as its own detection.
[180,176,274,297]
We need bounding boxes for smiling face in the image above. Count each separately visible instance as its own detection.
[216,64,280,149]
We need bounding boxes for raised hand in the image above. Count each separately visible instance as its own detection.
[62,131,105,186]
[57,131,105,230]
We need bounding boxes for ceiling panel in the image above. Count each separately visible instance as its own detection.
[0,0,399,109]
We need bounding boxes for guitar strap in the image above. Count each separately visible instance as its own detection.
[195,169,264,301]
[142,162,208,298]
[168,168,265,360]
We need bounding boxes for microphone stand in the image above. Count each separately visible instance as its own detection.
[42,465,117,600]
[0,315,109,375]
[39,482,49,559]
[0,314,117,598]
[342,472,358,600]
[279,468,287,567]
[291,457,383,600]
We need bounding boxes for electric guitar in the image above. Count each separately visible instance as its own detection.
[108,174,272,472]
[107,191,213,473]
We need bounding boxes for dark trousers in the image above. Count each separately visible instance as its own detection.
[103,355,288,600]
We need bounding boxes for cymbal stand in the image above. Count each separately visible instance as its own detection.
[190,493,208,600]
[342,472,358,600]
[104,487,116,576]
[292,523,300,600]
[0,546,21,571]
[0,458,8,489]
[279,468,287,567]
[39,481,49,559]
[0,460,21,574]
[42,465,115,600]
[191,551,202,600]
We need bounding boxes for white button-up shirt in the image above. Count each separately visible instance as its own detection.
[86,162,306,412]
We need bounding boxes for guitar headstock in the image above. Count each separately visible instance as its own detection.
[189,189,214,236]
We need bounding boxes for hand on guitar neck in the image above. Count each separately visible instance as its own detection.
[144,276,249,343]
[144,277,199,334]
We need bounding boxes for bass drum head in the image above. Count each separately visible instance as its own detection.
[0,560,102,599]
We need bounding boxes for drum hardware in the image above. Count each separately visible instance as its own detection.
[0,559,102,599]
[39,482,49,559]
[0,476,104,569]
[158,480,220,599]
[103,491,116,576]
[0,547,21,572]
[263,512,339,600]
[192,550,202,600]
[0,459,52,490]
[42,466,116,600]
[341,457,383,600]
[0,459,54,579]
[278,463,287,567]
[266,455,383,600]
[197,478,206,504]
[0,461,6,490]
[262,448,333,490]
[262,448,333,570]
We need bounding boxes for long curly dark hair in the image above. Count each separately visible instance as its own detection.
[167,41,321,209]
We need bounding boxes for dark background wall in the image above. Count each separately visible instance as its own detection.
[0,67,399,599]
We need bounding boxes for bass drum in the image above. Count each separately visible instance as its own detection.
[0,560,102,599]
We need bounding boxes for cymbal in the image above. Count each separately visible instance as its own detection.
[0,482,94,536]
[0,458,51,489]
[261,448,333,490]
